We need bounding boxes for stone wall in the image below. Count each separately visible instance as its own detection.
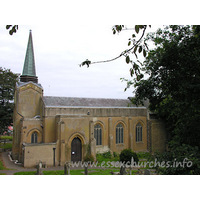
[12,82,43,162]
[150,119,167,153]
[44,107,147,117]
[23,143,57,168]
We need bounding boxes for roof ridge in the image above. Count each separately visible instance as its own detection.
[43,96,129,100]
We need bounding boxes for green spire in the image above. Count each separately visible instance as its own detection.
[22,30,36,76]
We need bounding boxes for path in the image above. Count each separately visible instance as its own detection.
[0,151,103,175]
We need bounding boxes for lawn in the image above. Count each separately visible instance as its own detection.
[0,136,12,150]
[0,136,13,141]
[0,143,12,150]
[0,160,7,170]
[14,169,124,175]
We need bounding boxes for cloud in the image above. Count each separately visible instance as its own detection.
[0,25,151,99]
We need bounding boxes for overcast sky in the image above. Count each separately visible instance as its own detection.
[0,25,160,99]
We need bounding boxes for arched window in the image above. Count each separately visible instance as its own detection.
[116,123,123,144]
[136,123,142,142]
[94,124,102,145]
[31,132,38,143]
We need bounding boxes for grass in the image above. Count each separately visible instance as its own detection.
[0,136,13,141]
[0,135,13,151]
[14,171,37,175]
[0,173,6,175]
[14,169,132,175]
[0,143,12,150]
[0,160,7,170]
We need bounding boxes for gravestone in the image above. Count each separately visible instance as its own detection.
[64,162,71,175]
[129,167,132,175]
[120,166,126,175]
[85,166,88,175]
[144,169,151,175]
[36,160,43,175]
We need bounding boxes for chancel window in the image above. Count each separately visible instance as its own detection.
[116,123,124,144]
[94,124,102,145]
[136,123,142,142]
[31,132,38,143]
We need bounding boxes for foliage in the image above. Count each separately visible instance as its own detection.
[128,25,200,174]
[113,151,119,158]
[83,154,94,162]
[119,149,139,164]
[102,151,112,159]
[151,144,200,175]
[0,67,18,134]
[137,151,152,160]
[132,25,200,144]
[6,25,18,35]
[96,152,119,166]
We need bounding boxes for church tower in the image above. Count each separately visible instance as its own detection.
[12,30,43,162]
[20,30,38,83]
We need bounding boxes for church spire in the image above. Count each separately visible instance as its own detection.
[20,30,38,83]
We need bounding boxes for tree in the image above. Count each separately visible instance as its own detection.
[0,67,18,134]
[129,25,200,174]
[119,148,139,164]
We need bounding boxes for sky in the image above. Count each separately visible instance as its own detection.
[1,1,198,196]
[0,25,159,99]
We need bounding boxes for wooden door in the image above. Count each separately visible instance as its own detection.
[71,137,82,162]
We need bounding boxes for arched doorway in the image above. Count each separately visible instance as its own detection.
[71,137,82,162]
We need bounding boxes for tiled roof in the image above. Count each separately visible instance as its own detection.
[43,96,136,108]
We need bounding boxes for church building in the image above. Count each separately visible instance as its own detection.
[12,31,167,168]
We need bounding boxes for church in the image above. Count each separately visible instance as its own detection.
[12,31,167,168]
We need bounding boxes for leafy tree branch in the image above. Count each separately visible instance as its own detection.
[80,25,151,81]
[6,25,18,35]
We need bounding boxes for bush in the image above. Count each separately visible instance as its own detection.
[119,149,139,164]
[83,154,94,162]
[137,152,152,159]
[152,144,200,175]
[102,151,112,159]
[113,152,119,158]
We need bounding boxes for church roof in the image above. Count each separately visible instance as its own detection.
[22,30,36,77]
[43,96,138,108]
